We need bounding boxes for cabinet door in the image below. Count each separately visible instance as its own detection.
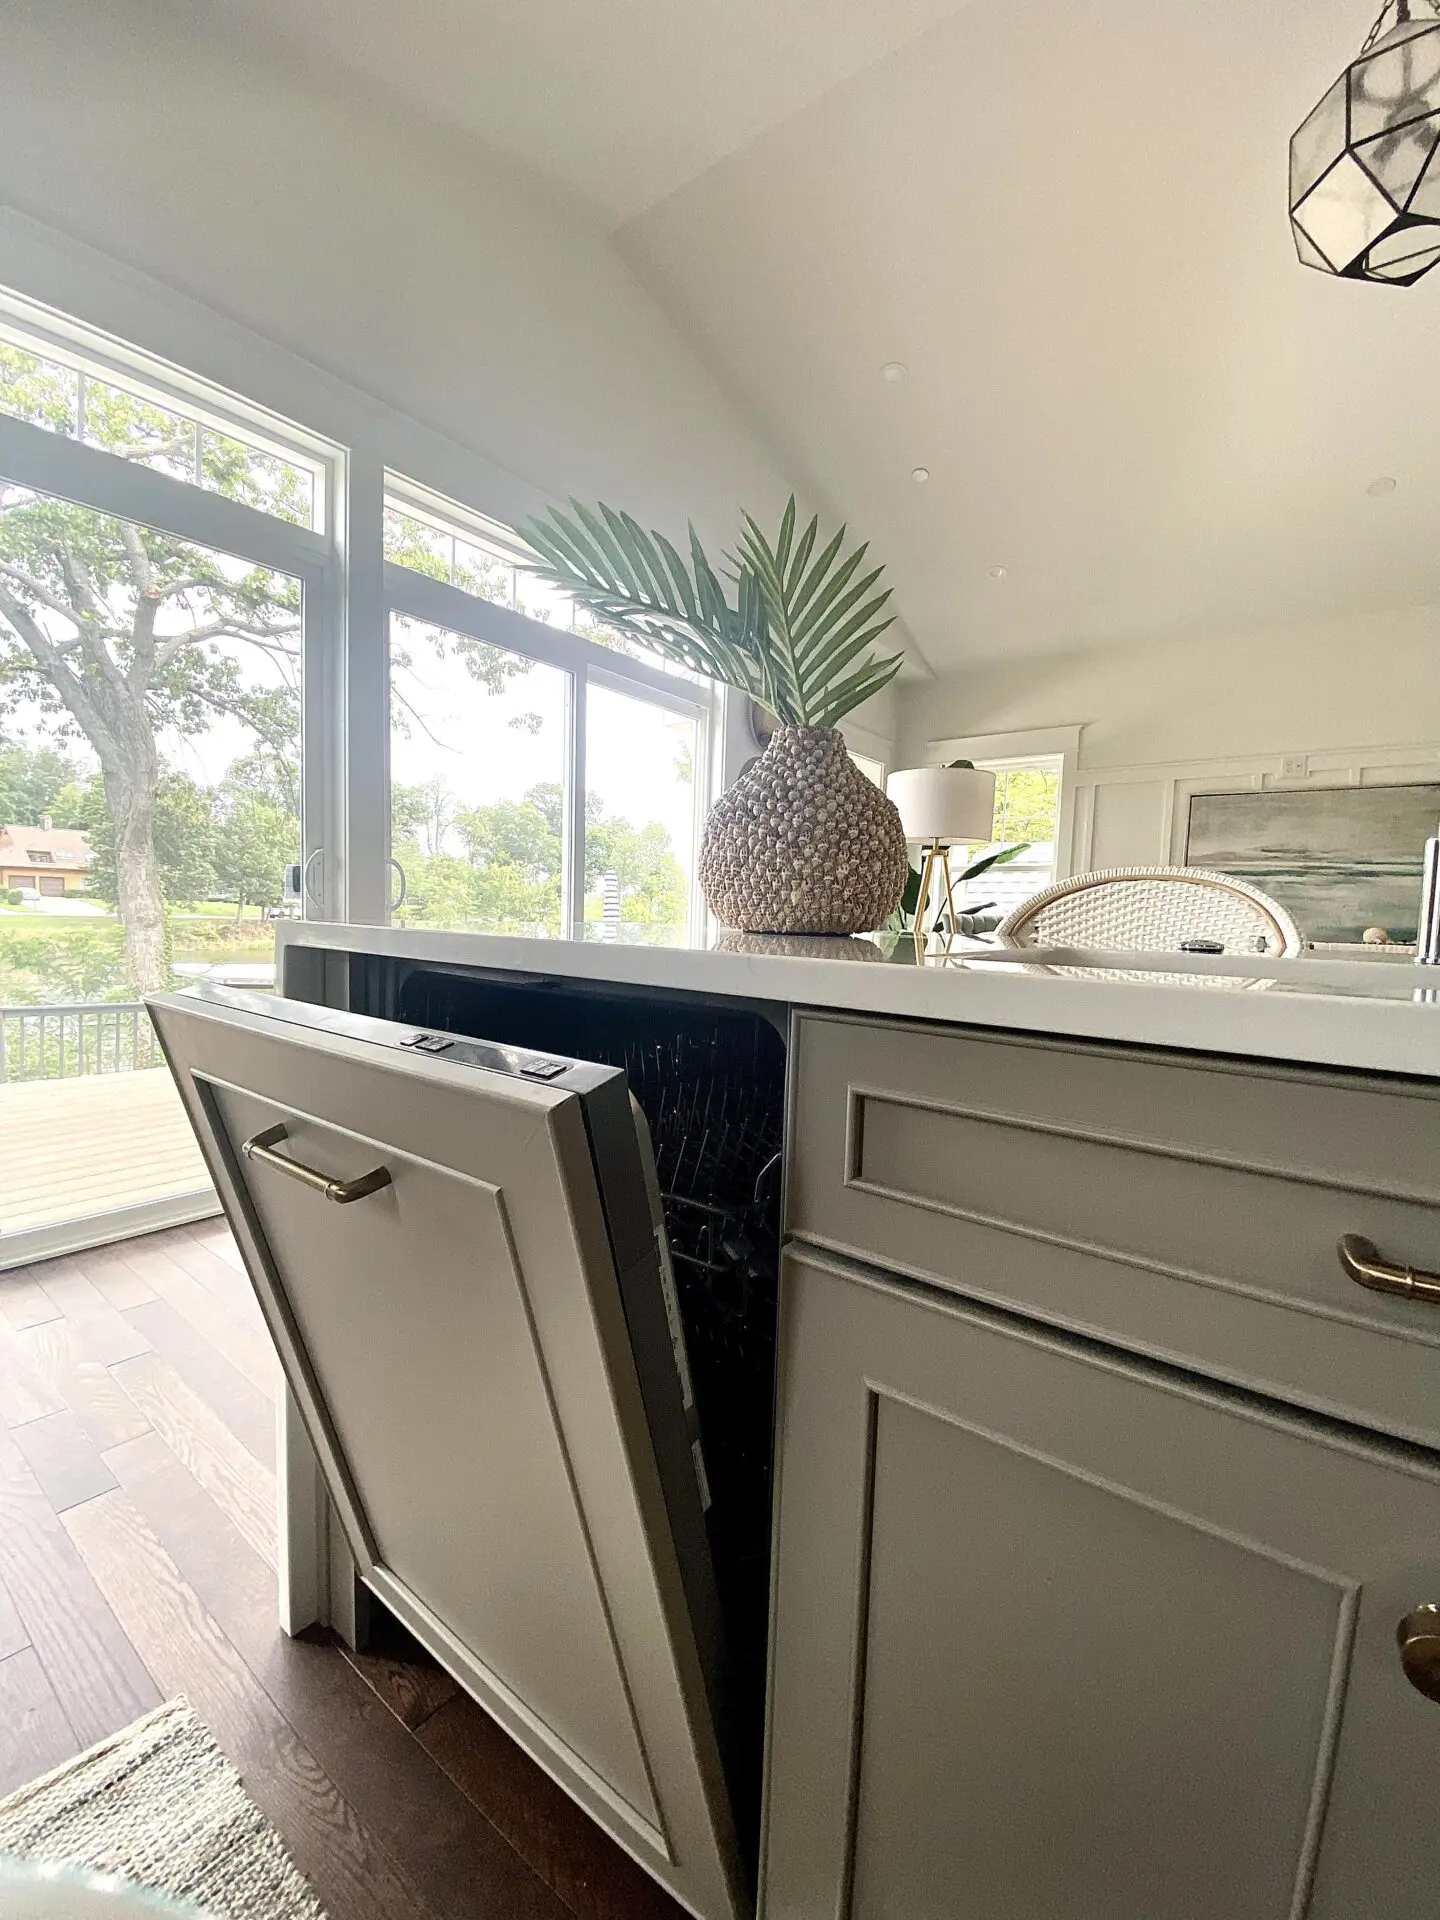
[147,987,743,1920]
[764,1248,1440,1920]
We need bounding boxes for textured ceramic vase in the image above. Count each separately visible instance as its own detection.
[699,725,910,934]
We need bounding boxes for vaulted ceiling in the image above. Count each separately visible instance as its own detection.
[199,0,1440,676]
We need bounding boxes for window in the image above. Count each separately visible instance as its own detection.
[0,296,337,1255]
[956,756,1065,917]
[585,682,699,945]
[389,615,570,937]
[0,272,728,1253]
[383,476,714,946]
[0,327,324,531]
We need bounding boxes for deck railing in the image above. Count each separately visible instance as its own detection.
[0,1001,161,1083]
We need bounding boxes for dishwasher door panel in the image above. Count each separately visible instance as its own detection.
[148,989,743,1920]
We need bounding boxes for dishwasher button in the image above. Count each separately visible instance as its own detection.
[404,1033,454,1054]
[519,1055,569,1080]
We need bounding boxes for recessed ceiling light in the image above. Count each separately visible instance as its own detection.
[911,466,930,483]
[1366,474,1397,495]
[987,565,1008,580]
[882,361,907,383]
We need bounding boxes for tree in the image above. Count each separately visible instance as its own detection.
[213,790,295,917]
[585,813,686,930]
[81,769,218,908]
[991,767,1060,845]
[0,742,86,825]
[0,350,301,990]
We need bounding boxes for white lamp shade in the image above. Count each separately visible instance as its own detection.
[887,765,996,845]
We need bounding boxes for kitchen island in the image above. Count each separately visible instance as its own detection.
[153,924,1440,1920]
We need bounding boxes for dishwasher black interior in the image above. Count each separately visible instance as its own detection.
[351,960,788,1860]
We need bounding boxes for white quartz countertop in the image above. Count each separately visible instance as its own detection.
[276,922,1440,1081]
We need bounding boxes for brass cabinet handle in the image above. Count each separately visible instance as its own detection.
[1399,1606,1440,1703]
[1336,1234,1440,1304]
[240,1122,392,1205]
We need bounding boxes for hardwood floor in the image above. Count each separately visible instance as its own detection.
[0,1222,687,1920]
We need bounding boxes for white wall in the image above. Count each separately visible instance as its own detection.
[0,0,789,541]
[897,603,1440,872]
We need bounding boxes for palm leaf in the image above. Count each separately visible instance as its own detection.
[521,492,903,727]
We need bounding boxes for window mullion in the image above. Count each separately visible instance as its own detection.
[566,672,588,941]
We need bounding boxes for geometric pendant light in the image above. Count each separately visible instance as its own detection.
[1290,0,1440,285]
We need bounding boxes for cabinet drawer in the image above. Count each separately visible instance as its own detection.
[788,1011,1440,1446]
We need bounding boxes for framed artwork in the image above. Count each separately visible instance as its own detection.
[1184,783,1440,944]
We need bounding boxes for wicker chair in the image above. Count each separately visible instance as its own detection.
[995,865,1304,957]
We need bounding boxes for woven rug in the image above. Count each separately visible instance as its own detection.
[0,1698,326,1920]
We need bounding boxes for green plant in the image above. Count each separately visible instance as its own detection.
[523,494,903,727]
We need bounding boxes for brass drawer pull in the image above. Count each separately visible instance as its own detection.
[1399,1605,1440,1703]
[1337,1234,1440,1304]
[241,1122,392,1205]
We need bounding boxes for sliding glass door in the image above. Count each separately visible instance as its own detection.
[0,329,338,1258]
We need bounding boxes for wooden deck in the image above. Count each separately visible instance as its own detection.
[0,1069,211,1235]
[0,1221,684,1920]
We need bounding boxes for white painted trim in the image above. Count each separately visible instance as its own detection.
[0,1187,220,1271]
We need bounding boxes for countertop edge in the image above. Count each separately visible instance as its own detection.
[275,923,1440,1083]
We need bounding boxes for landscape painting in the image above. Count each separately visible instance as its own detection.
[1185,784,1440,945]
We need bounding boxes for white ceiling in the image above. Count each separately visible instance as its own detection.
[196,0,1440,678]
[193,0,972,224]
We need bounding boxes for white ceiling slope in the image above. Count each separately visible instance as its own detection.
[198,0,1440,676]
[193,0,973,224]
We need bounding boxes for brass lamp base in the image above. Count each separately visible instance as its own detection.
[913,839,962,955]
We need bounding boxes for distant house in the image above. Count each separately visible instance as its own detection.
[0,818,92,896]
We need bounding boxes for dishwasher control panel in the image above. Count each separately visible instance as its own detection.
[397,1029,572,1080]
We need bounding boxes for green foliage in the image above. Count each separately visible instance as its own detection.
[991,766,1060,844]
[0,923,126,1001]
[213,792,296,913]
[0,743,87,824]
[393,776,686,938]
[523,493,903,727]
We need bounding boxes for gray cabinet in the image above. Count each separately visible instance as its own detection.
[763,1246,1440,1920]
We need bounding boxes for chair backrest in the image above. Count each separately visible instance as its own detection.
[995,865,1304,956]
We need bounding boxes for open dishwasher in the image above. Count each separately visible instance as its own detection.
[147,976,786,1920]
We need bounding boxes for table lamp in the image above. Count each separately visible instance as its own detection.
[887,765,997,944]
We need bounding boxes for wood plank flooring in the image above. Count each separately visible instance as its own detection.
[0,1222,687,1920]
[0,1072,210,1234]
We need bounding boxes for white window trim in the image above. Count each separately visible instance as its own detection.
[927,725,1082,880]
